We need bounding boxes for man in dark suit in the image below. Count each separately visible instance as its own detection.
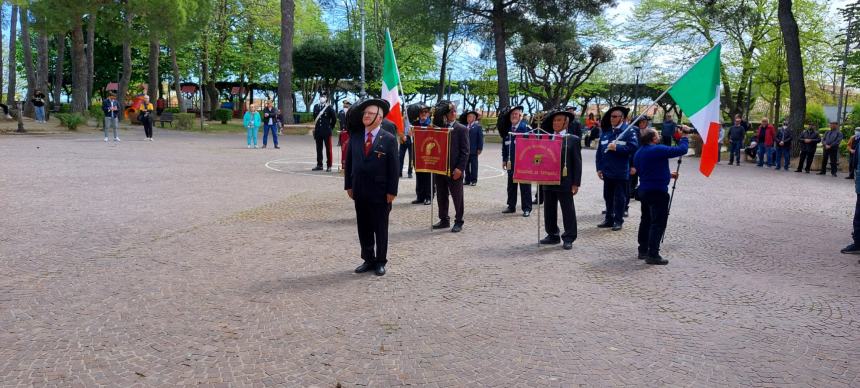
[409,104,433,205]
[539,110,583,250]
[432,101,470,233]
[336,100,351,147]
[313,96,337,172]
[460,110,484,186]
[344,99,400,276]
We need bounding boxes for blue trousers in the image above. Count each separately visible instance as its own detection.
[603,178,628,225]
[263,124,278,146]
[757,144,773,166]
[465,154,479,184]
[775,147,791,169]
[729,142,742,164]
[246,126,258,146]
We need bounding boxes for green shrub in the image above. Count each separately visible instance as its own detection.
[175,113,195,130]
[296,112,313,123]
[164,107,181,114]
[88,104,103,119]
[806,104,828,128]
[59,104,71,113]
[55,113,85,130]
[215,108,232,124]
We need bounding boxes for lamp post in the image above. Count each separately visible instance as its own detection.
[633,65,643,117]
[359,0,366,99]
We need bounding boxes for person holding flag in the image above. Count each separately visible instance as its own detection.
[538,110,582,250]
[596,106,637,231]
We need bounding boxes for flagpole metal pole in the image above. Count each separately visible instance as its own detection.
[661,155,683,244]
[537,184,541,245]
[430,169,435,230]
[359,0,366,98]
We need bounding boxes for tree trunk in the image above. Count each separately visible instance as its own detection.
[118,4,132,117]
[53,33,65,109]
[201,39,211,115]
[491,7,509,110]
[70,18,88,114]
[278,0,295,123]
[6,4,17,106]
[20,7,36,117]
[148,38,160,103]
[778,0,806,156]
[170,45,184,111]
[437,32,450,102]
[86,14,95,103]
[37,32,50,101]
[0,6,5,98]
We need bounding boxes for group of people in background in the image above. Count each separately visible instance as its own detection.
[242,102,284,149]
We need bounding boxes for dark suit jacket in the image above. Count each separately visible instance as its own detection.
[313,104,337,137]
[468,123,484,154]
[446,122,470,176]
[545,134,583,193]
[381,119,398,136]
[337,109,348,132]
[344,129,400,203]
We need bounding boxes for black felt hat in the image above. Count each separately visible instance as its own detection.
[496,105,524,139]
[406,103,429,124]
[631,115,652,127]
[347,98,390,132]
[457,110,480,125]
[540,110,576,132]
[600,106,631,131]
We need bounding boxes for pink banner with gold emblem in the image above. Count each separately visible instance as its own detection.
[512,136,563,185]
[413,127,450,175]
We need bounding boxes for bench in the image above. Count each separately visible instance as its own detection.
[157,112,174,128]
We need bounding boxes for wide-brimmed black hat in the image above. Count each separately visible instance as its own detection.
[347,98,390,132]
[496,105,524,139]
[564,106,577,112]
[433,100,457,127]
[406,103,428,124]
[457,109,480,125]
[600,106,630,131]
[540,110,576,132]
[631,115,651,126]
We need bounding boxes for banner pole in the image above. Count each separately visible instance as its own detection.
[537,184,541,245]
[430,170,434,230]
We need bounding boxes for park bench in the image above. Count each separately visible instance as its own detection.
[157,112,174,128]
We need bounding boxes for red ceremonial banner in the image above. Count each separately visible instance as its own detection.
[512,136,563,185]
[412,126,450,175]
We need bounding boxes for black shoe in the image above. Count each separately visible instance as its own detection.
[470,182,477,186]
[817,172,826,175]
[274,145,280,149]
[540,235,561,245]
[623,211,629,218]
[601,210,607,214]
[562,241,573,250]
[611,223,622,231]
[312,166,323,171]
[423,199,431,205]
[451,223,463,233]
[805,170,810,173]
[375,265,386,276]
[523,210,531,217]
[432,221,451,229]
[411,199,423,204]
[795,169,802,172]
[832,173,838,177]
[408,174,413,179]
[355,262,373,273]
[637,252,648,260]
[846,176,855,179]
[262,144,267,149]
[502,207,516,214]
[597,221,613,228]
[326,167,332,172]
[840,243,860,254]
[645,254,669,265]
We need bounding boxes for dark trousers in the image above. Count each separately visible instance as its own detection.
[263,124,279,146]
[854,193,860,245]
[415,172,432,201]
[797,150,815,172]
[435,174,464,224]
[399,137,413,176]
[637,190,670,256]
[544,188,577,243]
[506,173,532,212]
[142,117,153,138]
[849,153,857,178]
[315,136,333,168]
[775,147,791,169]
[628,171,639,208]
[661,136,672,146]
[465,154,479,184]
[820,147,838,174]
[729,142,742,164]
[354,200,391,266]
[603,178,628,225]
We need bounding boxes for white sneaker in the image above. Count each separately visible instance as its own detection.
[254,145,258,149]
[247,145,252,149]
[104,137,109,142]
[114,137,121,142]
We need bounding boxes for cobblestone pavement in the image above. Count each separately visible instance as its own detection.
[1,128,859,387]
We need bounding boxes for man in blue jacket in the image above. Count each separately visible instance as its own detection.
[460,110,484,186]
[501,106,534,216]
[596,106,638,231]
[633,125,691,265]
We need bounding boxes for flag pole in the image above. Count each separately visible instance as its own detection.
[661,155,683,244]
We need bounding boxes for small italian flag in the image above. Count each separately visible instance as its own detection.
[382,29,404,136]
[668,44,722,177]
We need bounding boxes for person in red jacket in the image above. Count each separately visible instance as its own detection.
[755,118,776,168]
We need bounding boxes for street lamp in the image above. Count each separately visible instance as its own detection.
[633,65,643,117]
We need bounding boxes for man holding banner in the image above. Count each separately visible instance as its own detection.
[501,106,534,217]
[596,106,638,231]
[408,104,433,205]
[431,101,470,233]
[538,110,583,250]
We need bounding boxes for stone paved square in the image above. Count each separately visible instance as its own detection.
[1,128,859,387]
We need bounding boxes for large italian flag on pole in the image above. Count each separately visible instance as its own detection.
[668,43,722,177]
[382,29,404,136]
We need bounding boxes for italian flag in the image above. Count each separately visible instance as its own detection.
[382,29,404,136]
[668,44,722,177]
